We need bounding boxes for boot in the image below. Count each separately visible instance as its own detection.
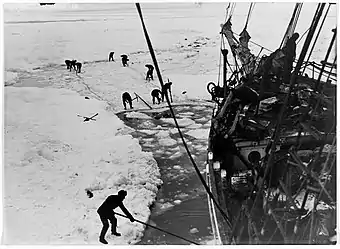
[99,237,108,244]
[111,232,121,236]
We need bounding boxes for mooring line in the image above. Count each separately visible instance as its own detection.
[113,212,200,245]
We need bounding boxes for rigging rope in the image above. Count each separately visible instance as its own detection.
[229,3,236,20]
[302,3,332,74]
[279,3,303,48]
[314,27,336,90]
[135,2,232,230]
[231,31,273,53]
[292,4,303,31]
[248,2,327,220]
[225,3,231,22]
[296,27,311,44]
[113,212,199,245]
[219,2,231,86]
[244,3,255,30]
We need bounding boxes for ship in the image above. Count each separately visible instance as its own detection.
[133,2,336,244]
[205,2,337,245]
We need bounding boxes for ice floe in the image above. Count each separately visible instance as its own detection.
[169,151,183,159]
[190,228,199,234]
[138,120,156,129]
[186,129,209,140]
[125,112,152,120]
[159,138,177,147]
[161,117,196,127]
[155,130,170,138]
[187,123,203,129]
[169,128,179,134]
[139,130,159,135]
[174,200,182,205]
[194,117,208,122]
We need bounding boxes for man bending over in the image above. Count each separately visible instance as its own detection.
[97,190,135,244]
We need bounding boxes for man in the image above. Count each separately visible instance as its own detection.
[75,62,82,73]
[121,54,129,67]
[69,60,77,72]
[162,81,173,103]
[109,51,115,62]
[97,190,135,244]
[145,64,154,81]
[122,92,133,110]
[151,88,162,104]
[65,60,71,69]
[282,33,299,83]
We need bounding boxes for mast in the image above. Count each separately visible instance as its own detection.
[249,3,327,217]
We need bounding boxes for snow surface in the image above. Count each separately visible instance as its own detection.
[125,112,152,120]
[3,87,162,244]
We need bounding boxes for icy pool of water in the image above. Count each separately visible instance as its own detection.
[117,104,215,245]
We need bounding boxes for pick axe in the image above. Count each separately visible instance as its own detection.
[132,93,139,103]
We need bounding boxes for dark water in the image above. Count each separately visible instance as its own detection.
[117,104,215,245]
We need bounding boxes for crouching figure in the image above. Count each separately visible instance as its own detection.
[122,92,133,110]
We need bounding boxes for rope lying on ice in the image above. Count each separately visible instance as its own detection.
[135,2,232,228]
[113,212,200,245]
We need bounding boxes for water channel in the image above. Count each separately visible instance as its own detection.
[117,103,215,245]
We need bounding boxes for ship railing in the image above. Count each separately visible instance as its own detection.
[298,60,337,82]
[206,162,223,245]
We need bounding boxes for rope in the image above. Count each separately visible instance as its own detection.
[302,3,332,74]
[135,2,232,230]
[314,27,336,90]
[244,3,255,30]
[229,3,236,20]
[238,46,263,74]
[296,27,311,44]
[292,4,303,31]
[279,3,302,48]
[113,212,199,245]
[232,31,273,53]
[249,2,326,221]
[225,3,230,22]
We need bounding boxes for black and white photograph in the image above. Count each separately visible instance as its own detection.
[2,1,337,245]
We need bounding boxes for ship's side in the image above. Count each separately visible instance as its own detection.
[206,3,336,245]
